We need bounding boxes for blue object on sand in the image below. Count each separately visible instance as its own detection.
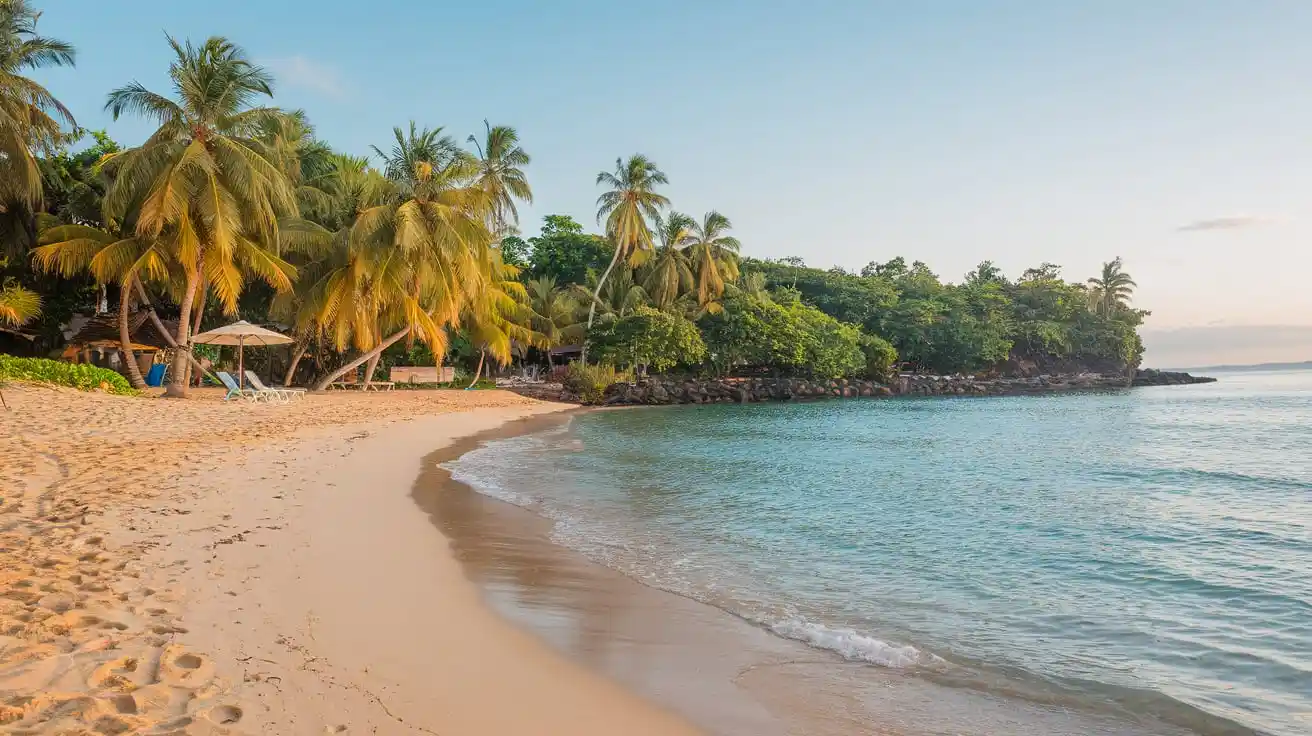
[146,363,166,387]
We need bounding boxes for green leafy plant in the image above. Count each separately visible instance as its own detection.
[0,356,138,395]
[563,362,629,404]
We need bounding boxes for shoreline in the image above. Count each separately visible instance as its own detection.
[0,386,700,734]
[430,406,1230,736]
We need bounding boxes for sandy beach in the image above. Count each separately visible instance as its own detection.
[0,384,700,734]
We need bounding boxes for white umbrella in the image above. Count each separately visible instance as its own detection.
[190,320,293,389]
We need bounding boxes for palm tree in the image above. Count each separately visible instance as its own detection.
[574,266,649,323]
[459,252,543,388]
[103,36,298,396]
[467,120,531,238]
[1087,257,1136,317]
[32,223,172,389]
[684,210,740,313]
[586,155,669,359]
[255,108,333,221]
[309,123,496,390]
[273,153,393,384]
[641,212,694,311]
[525,276,584,368]
[0,0,75,256]
[0,279,38,326]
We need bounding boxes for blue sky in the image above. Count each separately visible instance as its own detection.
[30,1,1312,346]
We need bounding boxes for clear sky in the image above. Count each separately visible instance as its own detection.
[30,1,1312,348]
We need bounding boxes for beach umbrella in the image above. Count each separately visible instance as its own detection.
[190,320,293,389]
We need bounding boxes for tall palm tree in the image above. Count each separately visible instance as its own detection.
[586,155,668,359]
[641,211,694,311]
[0,0,75,256]
[467,120,531,238]
[255,108,333,221]
[310,123,496,390]
[1087,257,1136,317]
[684,210,740,313]
[103,36,297,396]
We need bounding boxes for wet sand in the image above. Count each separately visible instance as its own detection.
[422,413,1206,736]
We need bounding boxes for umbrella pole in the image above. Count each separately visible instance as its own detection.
[239,336,245,390]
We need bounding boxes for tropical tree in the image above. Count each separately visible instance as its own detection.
[586,155,669,358]
[525,276,583,368]
[684,210,740,312]
[1087,257,1136,317]
[641,211,693,310]
[0,0,75,255]
[0,279,38,325]
[459,252,543,388]
[309,123,497,391]
[466,120,531,238]
[103,36,297,396]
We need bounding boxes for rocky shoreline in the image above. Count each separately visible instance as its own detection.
[590,369,1216,406]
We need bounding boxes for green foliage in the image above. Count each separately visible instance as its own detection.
[498,235,529,268]
[0,355,138,395]
[589,306,706,372]
[562,362,629,404]
[858,333,898,381]
[526,215,612,284]
[699,293,865,379]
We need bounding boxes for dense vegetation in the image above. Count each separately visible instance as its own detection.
[0,355,136,395]
[0,0,1148,396]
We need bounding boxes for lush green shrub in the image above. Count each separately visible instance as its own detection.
[0,355,138,395]
[588,306,706,373]
[859,333,899,381]
[563,362,630,404]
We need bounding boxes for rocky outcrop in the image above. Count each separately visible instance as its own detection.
[594,369,1217,406]
[1131,369,1217,387]
[602,377,893,405]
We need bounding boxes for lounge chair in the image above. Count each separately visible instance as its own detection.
[245,371,306,401]
[216,372,280,401]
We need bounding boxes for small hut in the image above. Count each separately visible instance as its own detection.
[61,312,178,377]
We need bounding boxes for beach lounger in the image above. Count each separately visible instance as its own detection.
[244,371,306,401]
[216,371,271,402]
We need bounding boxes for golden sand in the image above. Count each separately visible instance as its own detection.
[0,384,698,734]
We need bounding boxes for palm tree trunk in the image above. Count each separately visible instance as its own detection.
[283,332,310,386]
[164,272,201,398]
[362,352,381,390]
[466,348,486,390]
[132,278,208,378]
[312,327,412,391]
[583,246,624,363]
[183,283,208,388]
[116,283,147,390]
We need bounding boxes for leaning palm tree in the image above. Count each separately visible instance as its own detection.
[586,155,669,359]
[309,124,496,390]
[1087,257,1136,317]
[640,211,694,311]
[684,210,741,313]
[102,36,298,396]
[0,0,76,256]
[466,120,531,238]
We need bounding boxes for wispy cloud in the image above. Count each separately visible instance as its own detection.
[265,56,346,98]
[1177,215,1267,232]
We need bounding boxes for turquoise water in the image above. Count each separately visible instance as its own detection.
[447,371,1312,735]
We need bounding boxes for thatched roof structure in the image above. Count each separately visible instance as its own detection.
[65,311,178,352]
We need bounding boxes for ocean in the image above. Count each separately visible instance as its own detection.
[443,370,1312,735]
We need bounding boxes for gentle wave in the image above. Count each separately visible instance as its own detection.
[767,617,934,668]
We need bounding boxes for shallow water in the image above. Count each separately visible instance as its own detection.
[446,371,1312,735]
